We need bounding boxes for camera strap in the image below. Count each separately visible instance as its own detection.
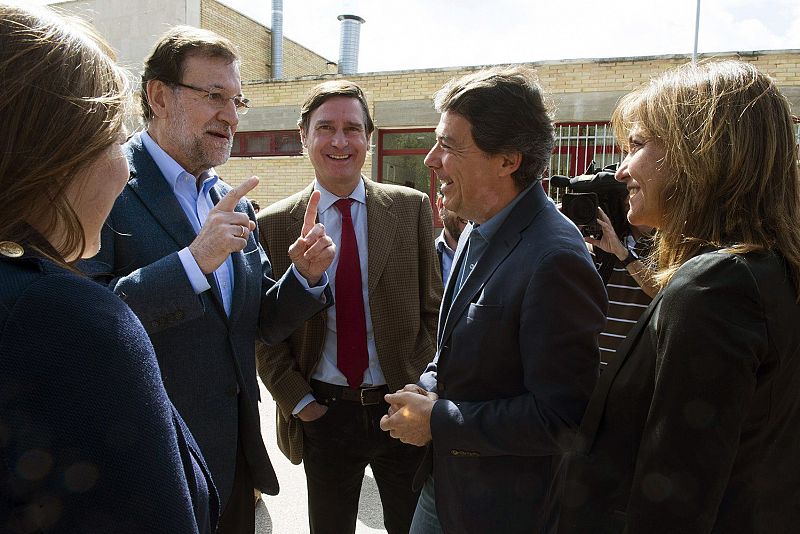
[596,249,616,285]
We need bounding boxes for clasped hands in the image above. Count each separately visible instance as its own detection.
[189,176,335,285]
[379,384,438,447]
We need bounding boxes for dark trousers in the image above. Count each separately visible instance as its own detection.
[302,386,426,534]
[216,438,256,534]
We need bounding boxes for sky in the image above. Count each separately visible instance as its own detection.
[214,0,800,72]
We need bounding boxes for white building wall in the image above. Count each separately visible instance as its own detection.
[57,0,200,76]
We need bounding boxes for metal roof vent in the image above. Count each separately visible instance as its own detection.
[337,14,365,75]
[271,0,284,79]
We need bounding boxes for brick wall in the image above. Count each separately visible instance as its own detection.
[201,0,269,81]
[283,37,335,79]
[201,0,333,82]
[217,155,374,209]
[218,50,800,208]
[243,51,800,106]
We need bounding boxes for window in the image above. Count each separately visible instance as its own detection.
[231,130,303,157]
[544,122,621,199]
[548,122,620,178]
[377,129,439,224]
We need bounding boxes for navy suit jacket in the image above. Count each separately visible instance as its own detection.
[1,240,218,533]
[81,133,331,506]
[417,184,608,533]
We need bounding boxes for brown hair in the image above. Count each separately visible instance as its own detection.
[612,60,800,298]
[298,80,374,136]
[0,3,130,263]
[433,66,554,190]
[140,25,238,124]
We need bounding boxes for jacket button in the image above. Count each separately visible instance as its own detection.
[175,310,185,320]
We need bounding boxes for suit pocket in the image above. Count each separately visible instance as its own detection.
[466,303,504,322]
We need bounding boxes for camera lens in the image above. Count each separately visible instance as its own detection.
[563,193,598,225]
[570,197,596,222]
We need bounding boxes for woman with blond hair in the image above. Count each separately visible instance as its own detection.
[0,4,217,532]
[559,60,800,534]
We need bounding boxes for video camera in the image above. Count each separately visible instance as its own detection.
[549,162,629,240]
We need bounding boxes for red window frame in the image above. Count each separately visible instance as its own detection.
[231,130,303,157]
[376,128,439,225]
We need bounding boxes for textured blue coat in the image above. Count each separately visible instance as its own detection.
[417,184,608,533]
[0,241,218,533]
[80,133,331,506]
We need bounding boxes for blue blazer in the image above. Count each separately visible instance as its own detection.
[1,241,218,533]
[80,133,331,506]
[417,184,608,534]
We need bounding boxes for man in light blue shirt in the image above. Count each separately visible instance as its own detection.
[82,27,335,534]
[257,80,442,534]
[380,66,607,534]
[433,191,466,284]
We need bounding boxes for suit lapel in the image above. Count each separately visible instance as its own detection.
[125,134,197,249]
[440,224,521,346]
[283,184,314,278]
[364,179,397,293]
[209,184,238,322]
[206,186,230,320]
[288,183,315,234]
[438,225,468,343]
[439,185,547,346]
[577,290,664,453]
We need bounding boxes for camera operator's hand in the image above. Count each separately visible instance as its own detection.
[585,207,628,261]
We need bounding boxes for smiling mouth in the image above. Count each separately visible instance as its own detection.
[207,131,230,140]
[327,154,350,160]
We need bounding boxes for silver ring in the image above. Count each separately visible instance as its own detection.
[237,225,246,238]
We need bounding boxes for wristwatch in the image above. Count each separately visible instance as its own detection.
[621,247,639,267]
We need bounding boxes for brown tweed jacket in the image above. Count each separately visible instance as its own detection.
[255,178,443,464]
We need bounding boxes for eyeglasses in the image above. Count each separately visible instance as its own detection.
[170,81,251,116]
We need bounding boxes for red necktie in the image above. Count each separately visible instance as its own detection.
[334,198,368,388]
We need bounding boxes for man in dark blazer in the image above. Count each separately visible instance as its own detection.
[380,66,608,534]
[81,27,333,534]
[256,80,442,534]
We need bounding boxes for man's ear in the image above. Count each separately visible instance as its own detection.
[299,127,307,147]
[146,79,171,120]
[498,151,522,177]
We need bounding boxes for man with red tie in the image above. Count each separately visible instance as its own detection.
[256,80,442,534]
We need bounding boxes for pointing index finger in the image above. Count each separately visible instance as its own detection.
[215,176,259,213]
[302,190,321,237]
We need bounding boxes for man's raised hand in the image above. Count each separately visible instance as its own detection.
[289,190,335,286]
[189,176,259,274]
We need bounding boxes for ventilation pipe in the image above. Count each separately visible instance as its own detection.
[337,14,365,75]
[271,0,283,79]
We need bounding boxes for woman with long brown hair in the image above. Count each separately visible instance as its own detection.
[560,60,800,534]
[0,4,217,532]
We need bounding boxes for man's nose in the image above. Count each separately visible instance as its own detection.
[219,98,240,127]
[330,128,347,147]
[424,145,440,168]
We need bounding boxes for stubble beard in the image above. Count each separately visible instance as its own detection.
[170,113,233,175]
